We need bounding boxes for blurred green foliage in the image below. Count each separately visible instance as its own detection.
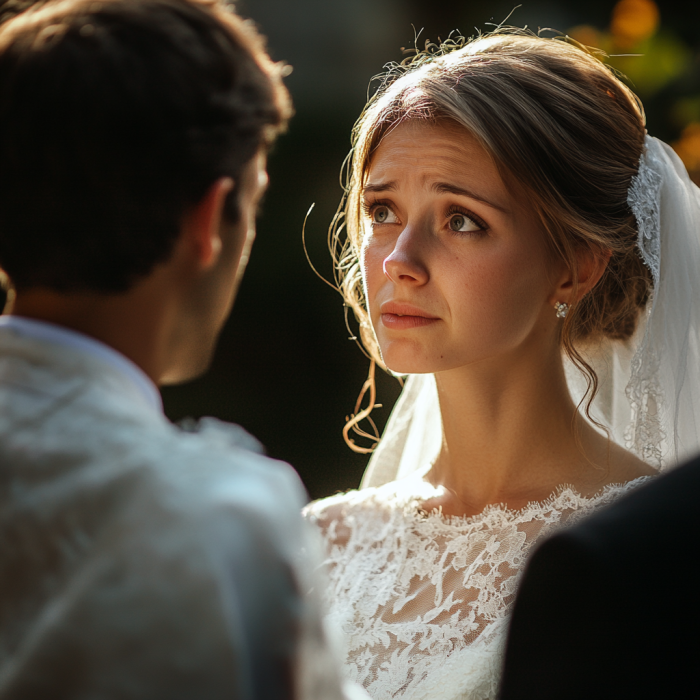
[568,0,700,181]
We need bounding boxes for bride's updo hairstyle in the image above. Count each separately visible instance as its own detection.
[333,30,652,410]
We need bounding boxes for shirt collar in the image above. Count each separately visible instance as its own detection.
[0,315,163,413]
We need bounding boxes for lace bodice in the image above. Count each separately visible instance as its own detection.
[305,475,651,700]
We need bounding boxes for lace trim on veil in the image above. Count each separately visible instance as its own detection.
[628,142,662,285]
[625,139,665,467]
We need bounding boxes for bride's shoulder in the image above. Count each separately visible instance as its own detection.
[302,492,356,547]
[303,482,402,547]
[573,438,657,500]
[596,441,657,489]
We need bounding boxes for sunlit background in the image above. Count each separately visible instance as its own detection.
[159,0,700,499]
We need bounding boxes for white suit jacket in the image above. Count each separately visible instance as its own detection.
[0,324,345,700]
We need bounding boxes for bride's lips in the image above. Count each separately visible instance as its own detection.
[380,302,439,330]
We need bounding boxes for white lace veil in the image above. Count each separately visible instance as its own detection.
[361,135,700,488]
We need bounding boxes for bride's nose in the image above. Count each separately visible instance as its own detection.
[383,226,429,285]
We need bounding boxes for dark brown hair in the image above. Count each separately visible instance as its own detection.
[0,0,291,292]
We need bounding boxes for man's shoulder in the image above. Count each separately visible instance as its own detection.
[2,389,308,549]
[0,409,311,699]
[133,416,308,529]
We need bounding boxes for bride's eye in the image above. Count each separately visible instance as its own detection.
[447,210,484,234]
[370,204,397,225]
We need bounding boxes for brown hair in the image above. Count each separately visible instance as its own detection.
[331,30,652,443]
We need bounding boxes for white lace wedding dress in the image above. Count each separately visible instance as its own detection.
[304,474,651,700]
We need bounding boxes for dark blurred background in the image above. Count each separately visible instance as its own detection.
[161,0,700,500]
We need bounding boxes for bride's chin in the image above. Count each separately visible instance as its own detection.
[377,338,448,375]
[381,353,441,376]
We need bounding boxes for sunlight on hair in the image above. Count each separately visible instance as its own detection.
[567,25,603,51]
[342,359,381,454]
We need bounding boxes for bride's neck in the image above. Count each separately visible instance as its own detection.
[427,342,597,512]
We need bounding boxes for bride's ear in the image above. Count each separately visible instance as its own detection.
[551,245,612,305]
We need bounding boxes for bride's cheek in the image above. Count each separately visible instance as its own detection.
[466,256,546,346]
[361,245,386,315]
[447,254,524,338]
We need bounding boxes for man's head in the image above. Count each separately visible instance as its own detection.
[0,0,291,382]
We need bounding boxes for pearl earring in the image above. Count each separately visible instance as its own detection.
[554,301,569,319]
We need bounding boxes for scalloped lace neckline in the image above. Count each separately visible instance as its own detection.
[360,474,653,529]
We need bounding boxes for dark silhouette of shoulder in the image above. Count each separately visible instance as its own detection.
[499,454,700,700]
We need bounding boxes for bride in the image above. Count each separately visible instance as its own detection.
[304,30,700,700]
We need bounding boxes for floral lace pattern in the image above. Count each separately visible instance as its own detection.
[625,137,666,467]
[628,140,662,285]
[305,477,651,700]
[624,334,665,467]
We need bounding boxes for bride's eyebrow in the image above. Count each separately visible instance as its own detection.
[363,181,397,195]
[432,182,509,213]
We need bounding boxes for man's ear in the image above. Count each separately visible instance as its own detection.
[183,177,234,269]
[551,245,612,306]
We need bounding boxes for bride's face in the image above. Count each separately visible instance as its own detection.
[361,120,560,375]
